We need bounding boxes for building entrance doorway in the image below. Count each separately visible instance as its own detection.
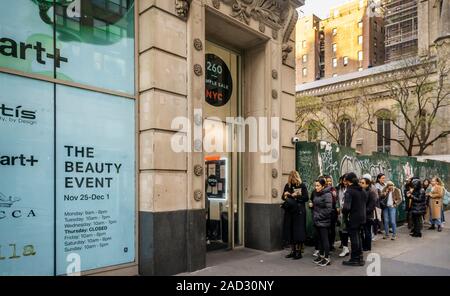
[204,41,243,252]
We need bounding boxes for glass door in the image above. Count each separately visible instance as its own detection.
[204,41,242,251]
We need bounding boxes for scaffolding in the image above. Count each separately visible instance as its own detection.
[383,0,418,62]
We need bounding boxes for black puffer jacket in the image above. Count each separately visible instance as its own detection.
[365,185,378,221]
[312,186,333,228]
[343,184,367,228]
[410,188,427,215]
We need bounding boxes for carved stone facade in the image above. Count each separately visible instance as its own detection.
[138,0,304,276]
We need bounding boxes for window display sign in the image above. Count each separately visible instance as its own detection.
[56,85,135,275]
[205,54,233,107]
[205,158,227,200]
[0,0,135,94]
[0,73,54,276]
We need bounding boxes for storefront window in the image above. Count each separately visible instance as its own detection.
[0,0,135,95]
[0,73,54,276]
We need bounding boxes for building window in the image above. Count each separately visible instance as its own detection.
[343,56,349,66]
[332,43,337,53]
[332,28,337,36]
[358,51,363,61]
[358,35,363,45]
[339,118,352,147]
[377,111,391,153]
[302,67,308,77]
[303,54,308,63]
[302,40,307,48]
[358,21,363,29]
[332,58,337,68]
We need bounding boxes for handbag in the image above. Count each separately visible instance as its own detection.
[281,196,298,213]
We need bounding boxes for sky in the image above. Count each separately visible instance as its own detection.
[298,0,354,19]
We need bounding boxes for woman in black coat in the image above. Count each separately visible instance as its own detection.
[408,178,427,237]
[311,178,333,266]
[281,171,309,260]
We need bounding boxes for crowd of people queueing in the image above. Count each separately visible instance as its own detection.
[281,170,449,267]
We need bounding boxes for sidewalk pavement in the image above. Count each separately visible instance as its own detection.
[181,212,450,276]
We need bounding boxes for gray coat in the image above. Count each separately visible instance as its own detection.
[312,187,333,228]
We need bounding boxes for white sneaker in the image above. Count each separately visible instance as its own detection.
[313,250,320,257]
[339,246,349,257]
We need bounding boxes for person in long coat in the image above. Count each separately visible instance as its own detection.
[428,177,444,232]
[281,170,308,260]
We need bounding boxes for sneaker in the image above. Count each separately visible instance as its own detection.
[318,257,331,267]
[312,250,320,258]
[339,246,350,257]
[313,256,323,264]
[391,235,397,241]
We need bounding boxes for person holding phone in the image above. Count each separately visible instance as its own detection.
[281,171,309,260]
[380,181,402,240]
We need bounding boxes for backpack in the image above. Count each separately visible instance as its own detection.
[444,189,450,206]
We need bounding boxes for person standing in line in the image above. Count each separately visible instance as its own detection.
[311,178,333,267]
[404,178,414,230]
[380,181,402,240]
[427,177,444,232]
[281,171,309,259]
[325,175,338,252]
[408,178,427,237]
[375,173,387,234]
[336,175,350,257]
[360,174,377,252]
[422,179,432,226]
[342,173,367,267]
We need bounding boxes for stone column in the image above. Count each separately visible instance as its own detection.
[138,0,190,276]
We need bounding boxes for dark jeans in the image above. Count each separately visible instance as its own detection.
[412,213,423,235]
[339,230,349,247]
[361,220,372,251]
[329,220,336,249]
[349,226,363,261]
[315,226,330,258]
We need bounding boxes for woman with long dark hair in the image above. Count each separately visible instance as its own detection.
[281,171,309,259]
[311,178,333,267]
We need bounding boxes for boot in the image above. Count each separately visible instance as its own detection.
[285,248,295,258]
[438,225,442,232]
[292,250,302,260]
[428,225,435,230]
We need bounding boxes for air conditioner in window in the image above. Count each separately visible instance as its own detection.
[356,138,364,145]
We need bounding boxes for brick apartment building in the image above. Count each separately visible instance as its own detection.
[296,0,385,84]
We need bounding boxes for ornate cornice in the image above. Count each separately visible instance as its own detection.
[222,0,291,30]
[175,0,192,20]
